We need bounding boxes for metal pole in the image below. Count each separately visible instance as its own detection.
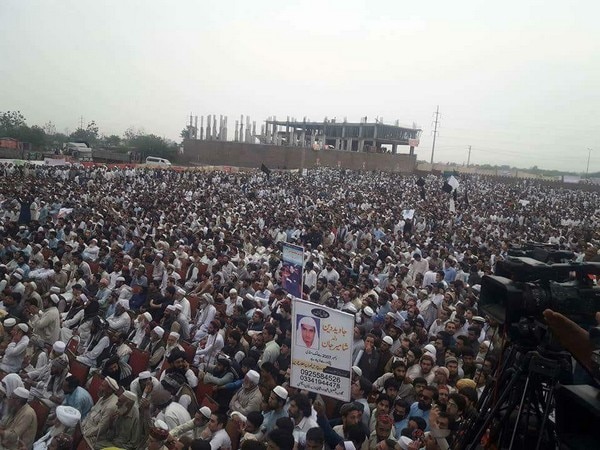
[430,105,440,166]
[586,148,592,177]
[467,145,472,166]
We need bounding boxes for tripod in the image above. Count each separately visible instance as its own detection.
[456,340,568,450]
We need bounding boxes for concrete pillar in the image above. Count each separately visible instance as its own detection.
[206,115,211,140]
[252,121,256,139]
[223,116,228,141]
[310,130,316,149]
[289,128,294,147]
[239,115,244,143]
[347,138,353,151]
[409,146,415,156]
[358,139,364,152]
[235,121,239,142]
[392,144,398,154]
[300,129,306,148]
[200,116,204,140]
[213,116,217,140]
[335,138,341,150]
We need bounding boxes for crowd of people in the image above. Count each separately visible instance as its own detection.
[0,162,598,450]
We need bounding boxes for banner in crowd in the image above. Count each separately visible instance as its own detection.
[281,243,304,298]
[290,299,354,401]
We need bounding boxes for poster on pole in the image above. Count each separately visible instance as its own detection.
[281,243,304,299]
[290,299,354,401]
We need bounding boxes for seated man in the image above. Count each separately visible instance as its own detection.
[94,390,140,450]
[229,370,262,416]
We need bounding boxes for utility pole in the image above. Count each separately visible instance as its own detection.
[430,105,440,166]
[467,145,472,166]
[586,148,592,177]
[79,116,84,130]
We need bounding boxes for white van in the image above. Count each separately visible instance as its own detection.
[145,156,172,166]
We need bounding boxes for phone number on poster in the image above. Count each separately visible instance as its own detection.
[299,369,341,388]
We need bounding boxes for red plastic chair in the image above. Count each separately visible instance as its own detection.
[128,347,150,377]
[69,358,91,387]
[29,398,50,439]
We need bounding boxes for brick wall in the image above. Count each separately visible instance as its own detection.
[181,140,417,173]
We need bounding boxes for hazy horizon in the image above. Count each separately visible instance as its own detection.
[1,0,598,172]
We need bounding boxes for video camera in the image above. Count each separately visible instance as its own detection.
[479,256,600,328]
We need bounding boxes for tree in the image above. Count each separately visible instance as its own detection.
[0,111,27,134]
[180,125,196,140]
[126,133,176,159]
[102,134,122,147]
[69,120,100,144]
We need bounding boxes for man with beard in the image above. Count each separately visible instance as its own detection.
[49,261,68,292]
[81,377,119,447]
[0,387,37,449]
[367,414,395,449]
[460,348,477,379]
[149,386,191,431]
[170,406,212,441]
[229,369,262,416]
[95,390,140,450]
[262,385,289,434]
[408,385,436,430]
[391,399,410,439]
[203,356,237,411]
[76,317,110,368]
[161,349,198,388]
[26,295,61,346]
[139,326,165,371]
[373,360,416,404]
[406,354,436,385]
[128,311,153,347]
[193,320,224,370]
[59,293,87,342]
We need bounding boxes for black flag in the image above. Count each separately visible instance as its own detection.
[420,186,426,200]
[464,189,469,207]
[260,163,271,180]
[442,182,452,194]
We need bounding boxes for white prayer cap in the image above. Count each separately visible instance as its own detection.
[246,370,260,385]
[123,390,137,402]
[53,341,66,353]
[139,371,152,380]
[399,436,414,450]
[229,288,237,294]
[363,306,374,317]
[351,366,362,377]
[169,332,180,340]
[12,387,29,399]
[273,385,288,400]
[342,303,357,314]
[105,376,119,391]
[143,312,153,322]
[154,419,169,431]
[153,326,165,338]
[343,442,356,450]
[424,344,436,357]
[382,336,393,346]
[3,318,16,328]
[56,405,81,428]
[16,323,29,333]
[117,299,130,310]
[230,411,247,423]
[116,276,126,282]
[176,287,186,295]
[50,294,60,304]
[199,406,212,419]
[50,286,61,293]
[12,272,22,280]
[166,305,176,312]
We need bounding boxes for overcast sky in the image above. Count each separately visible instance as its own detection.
[1,0,599,172]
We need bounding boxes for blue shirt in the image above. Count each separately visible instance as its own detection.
[64,386,94,419]
[408,402,431,431]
